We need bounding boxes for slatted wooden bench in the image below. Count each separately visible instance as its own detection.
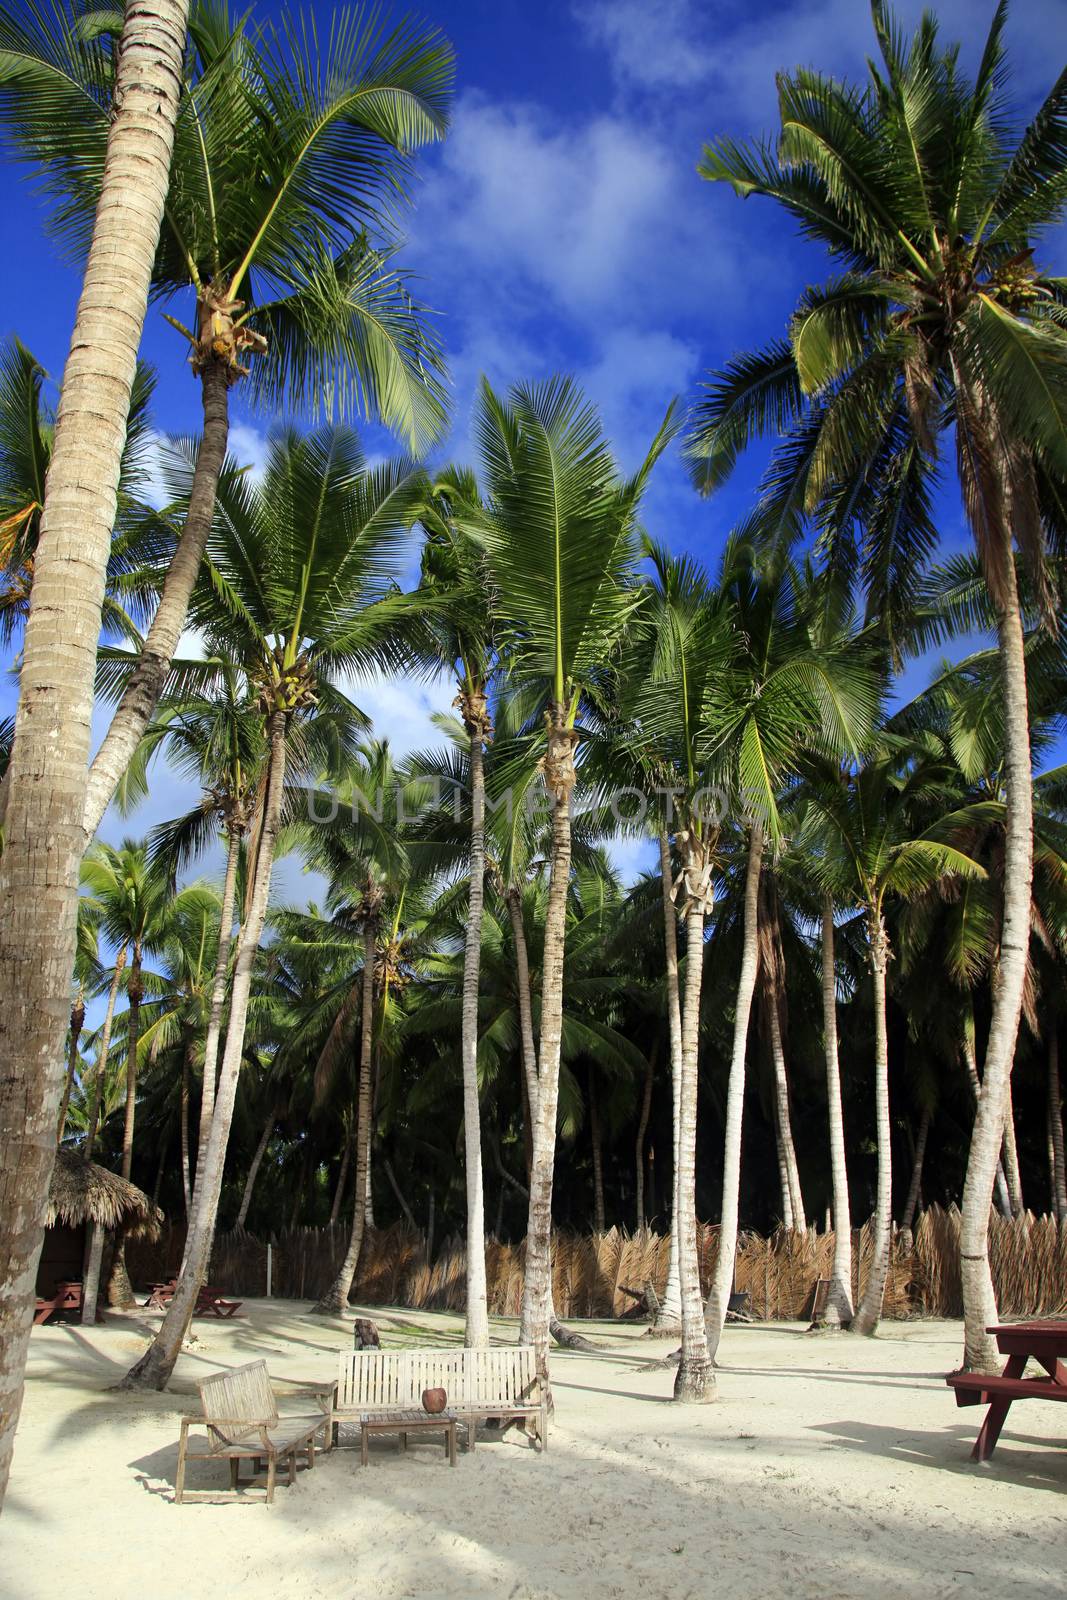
[176,1359,332,1503]
[330,1347,547,1452]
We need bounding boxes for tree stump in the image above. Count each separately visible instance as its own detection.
[353,1318,381,1349]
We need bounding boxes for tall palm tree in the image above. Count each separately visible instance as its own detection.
[413,473,500,1346]
[80,840,211,1303]
[307,744,419,1315]
[688,0,1067,1369]
[122,427,420,1388]
[0,0,454,837]
[702,549,878,1365]
[0,0,188,1503]
[623,544,731,1400]
[454,376,675,1383]
[799,746,986,1334]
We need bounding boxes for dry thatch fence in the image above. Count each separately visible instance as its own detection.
[126,1204,1067,1322]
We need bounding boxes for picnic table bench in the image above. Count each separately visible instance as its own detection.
[945,1320,1067,1461]
[330,1346,547,1451]
[145,1278,242,1317]
[176,1359,332,1504]
[34,1280,97,1325]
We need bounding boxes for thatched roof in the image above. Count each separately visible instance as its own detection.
[47,1150,162,1239]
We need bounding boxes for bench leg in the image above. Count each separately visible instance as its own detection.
[971,1352,1025,1462]
[308,1437,315,1470]
[973,1398,1013,1463]
[266,1455,277,1505]
[229,1457,240,1490]
[448,1424,457,1467]
[176,1425,188,1505]
[398,1431,406,1453]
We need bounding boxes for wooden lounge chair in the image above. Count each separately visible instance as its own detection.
[330,1346,547,1451]
[175,1359,332,1503]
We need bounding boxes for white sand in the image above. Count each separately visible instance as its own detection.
[4,1301,1064,1599]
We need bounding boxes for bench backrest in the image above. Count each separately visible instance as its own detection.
[336,1346,538,1411]
[199,1359,278,1445]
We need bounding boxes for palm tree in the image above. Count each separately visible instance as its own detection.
[0,0,455,837]
[122,427,420,1387]
[688,0,1067,1369]
[702,549,877,1365]
[453,376,674,1385]
[307,744,417,1315]
[799,746,986,1334]
[622,544,731,1400]
[80,839,211,1304]
[0,0,187,1504]
[413,473,500,1346]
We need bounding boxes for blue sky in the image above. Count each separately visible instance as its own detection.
[0,0,1063,900]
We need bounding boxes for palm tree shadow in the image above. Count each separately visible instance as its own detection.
[809,1416,1067,1493]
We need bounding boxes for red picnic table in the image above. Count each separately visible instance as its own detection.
[946,1321,1067,1461]
[144,1278,242,1317]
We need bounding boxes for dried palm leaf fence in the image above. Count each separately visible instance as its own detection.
[127,1205,1067,1322]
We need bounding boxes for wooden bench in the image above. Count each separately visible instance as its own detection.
[176,1360,332,1503]
[330,1347,547,1452]
[946,1320,1067,1461]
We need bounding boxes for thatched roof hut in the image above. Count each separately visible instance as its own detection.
[46,1150,162,1239]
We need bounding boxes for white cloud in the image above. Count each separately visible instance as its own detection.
[228,420,270,481]
[412,93,720,322]
[578,0,1059,115]
[343,668,458,760]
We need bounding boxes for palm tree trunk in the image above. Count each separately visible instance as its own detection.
[194,822,242,1181]
[0,0,187,1503]
[57,991,86,1142]
[1000,1083,1024,1218]
[383,1155,417,1229]
[589,1071,606,1232]
[314,915,378,1314]
[86,945,128,1157]
[655,829,683,1328]
[819,899,853,1326]
[460,717,490,1346]
[959,548,1033,1373]
[106,942,143,1307]
[80,1223,106,1329]
[635,1049,654,1229]
[180,1042,192,1218]
[235,1110,274,1230]
[519,720,577,1386]
[900,1105,931,1245]
[963,1036,1012,1216]
[768,996,804,1227]
[673,875,715,1403]
[329,1130,353,1227]
[704,824,764,1363]
[851,914,893,1336]
[772,1093,795,1230]
[1049,1031,1067,1223]
[119,711,288,1389]
[506,883,539,1111]
[82,361,231,836]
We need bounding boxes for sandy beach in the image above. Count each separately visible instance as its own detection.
[3,1302,1064,1600]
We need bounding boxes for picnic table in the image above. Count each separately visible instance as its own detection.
[357,1408,460,1468]
[946,1320,1067,1461]
[144,1278,242,1317]
[34,1280,94,1325]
